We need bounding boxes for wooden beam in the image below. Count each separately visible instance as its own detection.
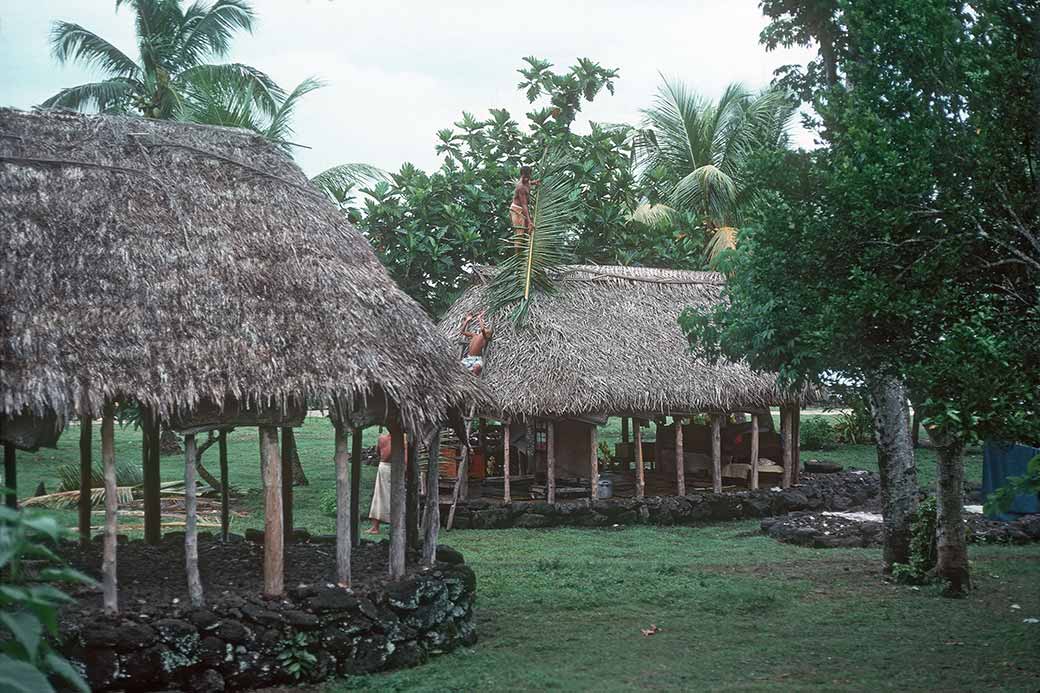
[184,433,204,607]
[590,424,599,500]
[101,403,118,614]
[219,430,229,542]
[781,406,794,489]
[792,406,802,485]
[3,444,15,509]
[749,413,760,491]
[503,422,511,503]
[546,421,556,504]
[259,425,284,597]
[388,419,406,579]
[621,416,629,444]
[280,427,294,547]
[422,429,441,567]
[143,408,161,545]
[635,421,645,499]
[406,435,419,550]
[675,417,686,496]
[711,414,722,493]
[350,427,362,548]
[79,415,92,547]
[333,421,351,588]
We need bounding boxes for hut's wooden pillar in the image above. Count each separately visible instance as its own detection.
[101,403,118,614]
[79,415,93,547]
[3,445,15,509]
[478,418,487,457]
[546,421,556,504]
[635,420,645,499]
[621,417,629,444]
[259,425,284,597]
[280,427,294,547]
[143,408,161,545]
[422,429,441,567]
[350,427,362,548]
[792,406,802,485]
[675,417,685,496]
[406,437,420,550]
[219,430,229,542]
[502,422,511,503]
[184,434,204,607]
[590,424,599,499]
[781,406,794,489]
[333,421,351,588]
[388,419,407,579]
[749,413,760,491]
[711,414,723,493]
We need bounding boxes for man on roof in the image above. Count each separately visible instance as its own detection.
[509,165,540,251]
[460,311,492,376]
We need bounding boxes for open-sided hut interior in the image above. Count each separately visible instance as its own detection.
[0,108,492,611]
[438,264,810,506]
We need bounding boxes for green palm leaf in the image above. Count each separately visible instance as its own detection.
[49,22,140,78]
[486,152,577,328]
[176,0,257,65]
[311,163,388,201]
[40,78,137,114]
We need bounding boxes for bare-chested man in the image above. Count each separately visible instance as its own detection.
[368,432,392,533]
[509,165,540,251]
[460,311,492,376]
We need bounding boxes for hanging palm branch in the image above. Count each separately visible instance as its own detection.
[486,152,578,328]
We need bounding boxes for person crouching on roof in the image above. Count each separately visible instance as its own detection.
[460,311,492,376]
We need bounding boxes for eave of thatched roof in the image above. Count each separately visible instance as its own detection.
[0,108,493,433]
[438,264,808,419]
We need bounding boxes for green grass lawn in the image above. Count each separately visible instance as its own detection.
[10,417,1032,692]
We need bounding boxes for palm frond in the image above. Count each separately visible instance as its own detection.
[671,164,738,226]
[486,152,577,328]
[311,163,388,200]
[56,462,143,492]
[177,63,284,116]
[21,487,136,510]
[629,202,677,226]
[264,77,325,150]
[706,226,739,268]
[40,79,136,113]
[177,0,258,65]
[50,21,140,78]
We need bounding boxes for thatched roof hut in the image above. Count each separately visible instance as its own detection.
[0,108,491,434]
[440,264,804,420]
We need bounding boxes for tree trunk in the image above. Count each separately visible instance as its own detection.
[388,420,407,579]
[503,423,511,503]
[621,417,629,444]
[143,412,161,545]
[219,430,229,542]
[866,374,918,571]
[350,427,362,548]
[280,427,308,486]
[259,426,284,597]
[422,430,441,567]
[711,414,722,493]
[546,421,556,504]
[910,404,921,448]
[184,434,204,607]
[781,406,794,489]
[334,421,351,588]
[932,433,970,595]
[79,416,93,547]
[674,418,685,496]
[101,404,118,614]
[635,422,645,499]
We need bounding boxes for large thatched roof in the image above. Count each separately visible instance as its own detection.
[0,108,491,432]
[439,265,805,419]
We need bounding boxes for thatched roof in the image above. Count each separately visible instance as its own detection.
[439,265,806,419]
[0,108,492,433]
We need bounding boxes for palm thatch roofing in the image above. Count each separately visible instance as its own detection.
[0,108,492,433]
[439,264,808,419]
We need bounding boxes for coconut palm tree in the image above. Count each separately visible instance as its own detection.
[42,0,280,120]
[634,78,795,266]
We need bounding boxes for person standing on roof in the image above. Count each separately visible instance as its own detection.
[509,165,540,252]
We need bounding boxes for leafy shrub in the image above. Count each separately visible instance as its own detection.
[276,632,317,680]
[799,417,837,450]
[318,489,337,517]
[0,503,95,693]
[891,497,938,585]
[831,399,875,445]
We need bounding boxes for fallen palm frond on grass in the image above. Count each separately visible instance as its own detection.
[21,486,136,510]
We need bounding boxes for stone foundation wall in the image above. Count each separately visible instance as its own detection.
[60,559,476,692]
[450,471,880,529]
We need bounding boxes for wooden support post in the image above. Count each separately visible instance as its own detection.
[79,416,92,547]
[781,406,794,489]
[406,437,419,550]
[635,420,645,498]
[502,422,511,503]
[219,430,229,542]
[792,406,802,485]
[621,417,629,444]
[101,403,118,614]
[546,421,556,504]
[590,425,599,499]
[675,417,686,496]
[749,413,760,491]
[478,418,487,457]
[388,420,406,579]
[184,434,204,607]
[446,412,474,531]
[334,421,351,588]
[711,414,722,493]
[350,427,362,548]
[422,430,441,567]
[259,426,284,597]
[280,427,294,547]
[143,408,161,545]
[3,445,15,509]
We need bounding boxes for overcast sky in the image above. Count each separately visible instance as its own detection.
[3,1,816,177]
